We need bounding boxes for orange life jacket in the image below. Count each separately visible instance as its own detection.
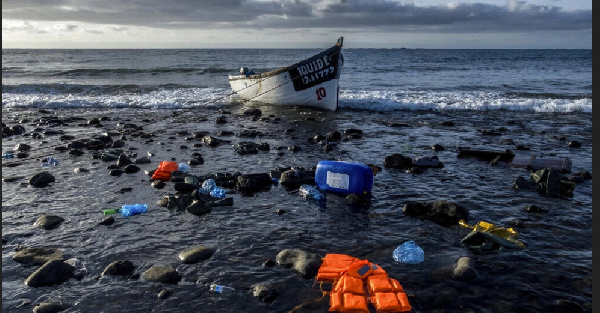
[151,161,179,181]
[317,254,411,313]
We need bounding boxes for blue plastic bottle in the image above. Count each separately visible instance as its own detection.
[315,161,373,195]
[199,179,217,194]
[209,187,226,199]
[121,204,148,217]
[199,179,226,198]
[178,163,190,173]
[299,185,325,201]
[393,241,424,264]
[210,284,235,293]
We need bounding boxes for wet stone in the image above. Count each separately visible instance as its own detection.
[12,247,64,265]
[33,301,70,313]
[142,265,180,284]
[102,260,135,277]
[34,215,65,230]
[24,260,75,287]
[178,245,215,264]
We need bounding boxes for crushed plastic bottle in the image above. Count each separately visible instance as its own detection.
[393,241,424,264]
[41,156,59,167]
[178,163,190,173]
[120,204,148,217]
[198,179,226,198]
[209,188,226,199]
[299,184,325,201]
[2,152,15,159]
[209,284,235,293]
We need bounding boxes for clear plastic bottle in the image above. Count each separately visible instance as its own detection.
[41,156,59,167]
[393,241,424,264]
[2,152,15,159]
[199,179,217,194]
[209,284,235,293]
[178,163,190,173]
[209,188,226,199]
[199,179,225,198]
[121,204,148,217]
[299,185,325,201]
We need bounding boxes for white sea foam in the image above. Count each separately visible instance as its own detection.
[338,89,592,113]
[1,87,233,109]
[2,86,592,113]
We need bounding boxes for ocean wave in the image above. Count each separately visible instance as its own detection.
[338,90,592,113]
[38,67,231,77]
[2,86,591,113]
[2,83,197,95]
[1,87,233,109]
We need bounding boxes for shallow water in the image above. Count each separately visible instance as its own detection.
[2,105,592,312]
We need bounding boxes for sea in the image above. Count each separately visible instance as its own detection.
[1,48,593,313]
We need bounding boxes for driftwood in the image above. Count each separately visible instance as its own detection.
[457,147,515,164]
[457,147,571,173]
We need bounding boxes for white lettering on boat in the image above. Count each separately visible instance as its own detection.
[299,56,334,85]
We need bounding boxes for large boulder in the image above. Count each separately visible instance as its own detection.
[402,200,469,226]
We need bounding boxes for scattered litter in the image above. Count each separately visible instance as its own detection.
[459,219,525,250]
[41,156,59,167]
[120,204,148,217]
[393,241,424,264]
[210,284,235,293]
[315,160,373,195]
[2,152,15,159]
[299,184,324,201]
[198,179,226,198]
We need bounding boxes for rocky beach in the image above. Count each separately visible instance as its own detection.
[1,104,592,313]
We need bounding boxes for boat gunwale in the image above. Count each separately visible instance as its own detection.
[228,39,343,82]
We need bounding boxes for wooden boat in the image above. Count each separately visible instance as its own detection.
[228,37,343,111]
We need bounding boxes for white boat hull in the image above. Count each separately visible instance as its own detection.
[229,37,343,111]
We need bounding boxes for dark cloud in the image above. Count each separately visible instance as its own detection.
[1,0,591,32]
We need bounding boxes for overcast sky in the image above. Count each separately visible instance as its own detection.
[2,0,592,49]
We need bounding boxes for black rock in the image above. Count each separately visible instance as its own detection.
[29,171,55,188]
[24,260,75,287]
[402,200,469,227]
[102,260,135,277]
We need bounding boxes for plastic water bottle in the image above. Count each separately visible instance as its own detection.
[299,185,325,201]
[209,188,226,199]
[2,152,14,159]
[199,179,217,194]
[198,179,225,198]
[393,241,424,264]
[178,163,190,173]
[209,284,235,293]
[121,204,148,217]
[41,156,59,167]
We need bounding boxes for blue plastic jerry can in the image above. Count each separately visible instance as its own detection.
[315,161,373,195]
